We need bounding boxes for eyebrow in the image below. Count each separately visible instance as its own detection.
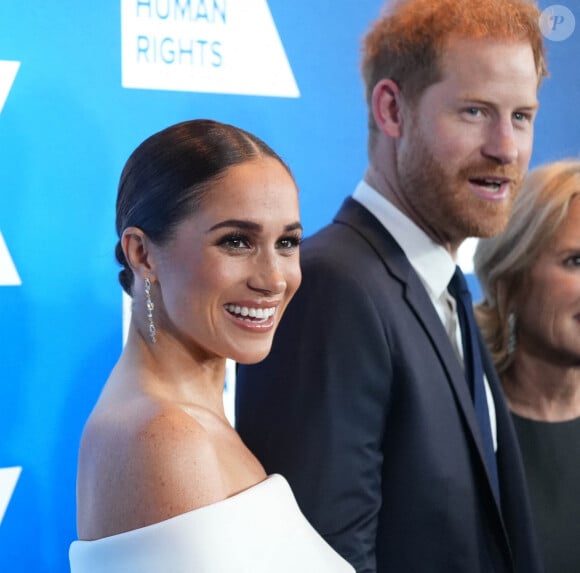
[461,96,540,111]
[207,219,303,233]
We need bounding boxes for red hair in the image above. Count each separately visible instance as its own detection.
[362,0,547,134]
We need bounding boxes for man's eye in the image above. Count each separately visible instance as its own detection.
[513,111,531,122]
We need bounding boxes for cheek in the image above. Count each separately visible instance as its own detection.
[426,119,472,162]
[192,256,238,292]
[515,131,534,167]
[284,261,302,299]
[520,273,565,325]
[523,281,550,310]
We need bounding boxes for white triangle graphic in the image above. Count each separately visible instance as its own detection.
[0,61,20,114]
[0,231,22,286]
[121,0,299,97]
[0,467,21,525]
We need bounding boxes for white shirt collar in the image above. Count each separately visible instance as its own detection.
[352,180,456,299]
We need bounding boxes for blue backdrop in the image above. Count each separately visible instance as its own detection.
[0,1,578,571]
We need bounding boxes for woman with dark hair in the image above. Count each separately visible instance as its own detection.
[69,119,354,573]
[475,159,580,573]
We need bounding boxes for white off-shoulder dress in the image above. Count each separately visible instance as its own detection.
[69,474,354,573]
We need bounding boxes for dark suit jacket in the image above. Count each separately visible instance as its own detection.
[236,198,542,573]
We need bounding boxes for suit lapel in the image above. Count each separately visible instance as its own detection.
[334,198,507,527]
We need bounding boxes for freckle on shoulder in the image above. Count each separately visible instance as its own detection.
[120,402,227,524]
[134,402,217,459]
[78,396,230,538]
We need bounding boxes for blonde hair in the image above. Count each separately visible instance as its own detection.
[474,160,580,373]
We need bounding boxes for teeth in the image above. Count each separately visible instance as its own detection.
[225,304,275,320]
[473,178,502,191]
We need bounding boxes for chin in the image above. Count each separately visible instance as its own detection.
[473,219,510,238]
[231,347,272,365]
[461,209,511,239]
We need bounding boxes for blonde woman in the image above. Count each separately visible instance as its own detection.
[475,159,580,573]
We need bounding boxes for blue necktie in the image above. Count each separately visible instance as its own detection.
[449,266,500,502]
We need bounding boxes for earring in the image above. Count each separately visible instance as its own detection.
[145,277,157,344]
[507,312,516,355]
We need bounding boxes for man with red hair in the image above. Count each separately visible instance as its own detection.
[237,1,547,571]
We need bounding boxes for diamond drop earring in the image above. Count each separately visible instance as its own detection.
[145,277,157,344]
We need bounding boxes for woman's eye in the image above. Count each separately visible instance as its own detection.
[564,254,580,267]
[277,236,302,250]
[218,234,251,250]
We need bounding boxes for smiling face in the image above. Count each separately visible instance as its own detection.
[397,37,539,248]
[150,156,302,364]
[515,197,580,367]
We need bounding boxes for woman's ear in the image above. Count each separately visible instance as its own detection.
[121,227,156,280]
[371,79,405,138]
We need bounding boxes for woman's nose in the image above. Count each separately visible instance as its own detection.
[247,254,286,295]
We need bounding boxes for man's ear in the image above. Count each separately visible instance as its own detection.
[371,79,406,138]
[121,227,156,280]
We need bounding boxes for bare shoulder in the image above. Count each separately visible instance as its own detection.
[77,399,226,539]
[130,402,226,506]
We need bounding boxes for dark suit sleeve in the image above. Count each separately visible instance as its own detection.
[236,252,392,573]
